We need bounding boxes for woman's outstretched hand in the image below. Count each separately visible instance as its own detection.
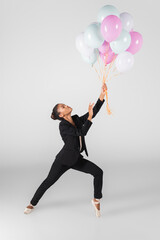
[88,102,94,121]
[99,82,107,100]
[101,83,107,95]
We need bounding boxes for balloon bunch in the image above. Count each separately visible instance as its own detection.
[75,5,143,115]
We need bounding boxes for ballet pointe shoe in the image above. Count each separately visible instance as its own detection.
[24,203,35,214]
[91,199,101,217]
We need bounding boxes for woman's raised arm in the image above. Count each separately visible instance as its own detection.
[79,97,105,124]
[79,83,107,123]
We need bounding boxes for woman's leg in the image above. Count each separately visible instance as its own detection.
[70,157,103,199]
[30,160,70,206]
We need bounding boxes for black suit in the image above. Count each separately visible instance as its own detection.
[56,97,105,166]
[30,97,105,206]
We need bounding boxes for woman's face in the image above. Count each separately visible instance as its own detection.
[58,103,72,118]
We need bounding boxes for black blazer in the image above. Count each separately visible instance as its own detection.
[55,97,105,166]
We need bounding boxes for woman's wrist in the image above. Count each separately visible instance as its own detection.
[88,116,92,121]
[99,93,105,101]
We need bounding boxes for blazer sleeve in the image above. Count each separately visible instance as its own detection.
[79,97,105,124]
[59,119,93,137]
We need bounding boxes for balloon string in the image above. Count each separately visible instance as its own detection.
[96,54,103,80]
[107,72,121,81]
[104,55,109,81]
[104,64,108,82]
[103,45,113,115]
[93,65,101,81]
[102,47,109,83]
[105,55,117,81]
[97,54,103,78]
[93,45,119,116]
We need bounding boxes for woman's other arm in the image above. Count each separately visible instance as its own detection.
[79,83,107,123]
[79,98,105,123]
[59,119,92,137]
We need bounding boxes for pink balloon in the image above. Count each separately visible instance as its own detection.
[126,31,143,55]
[99,50,117,65]
[101,15,122,42]
[98,40,109,54]
[98,41,116,64]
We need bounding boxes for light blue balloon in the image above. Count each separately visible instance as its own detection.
[81,49,99,65]
[97,5,120,23]
[84,22,104,48]
[110,29,131,54]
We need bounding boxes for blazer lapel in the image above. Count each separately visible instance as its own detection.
[61,114,89,156]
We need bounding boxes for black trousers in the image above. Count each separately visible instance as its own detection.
[30,155,103,206]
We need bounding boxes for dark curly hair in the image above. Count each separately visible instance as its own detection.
[51,104,63,121]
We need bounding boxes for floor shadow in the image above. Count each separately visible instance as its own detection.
[39,196,88,210]
[103,186,160,216]
[105,199,160,216]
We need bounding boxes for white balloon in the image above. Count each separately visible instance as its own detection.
[81,49,99,65]
[120,12,134,32]
[75,32,94,57]
[115,51,134,72]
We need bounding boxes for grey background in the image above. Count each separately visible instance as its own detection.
[1,0,160,239]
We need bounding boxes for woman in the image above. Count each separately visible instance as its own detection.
[24,83,107,217]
